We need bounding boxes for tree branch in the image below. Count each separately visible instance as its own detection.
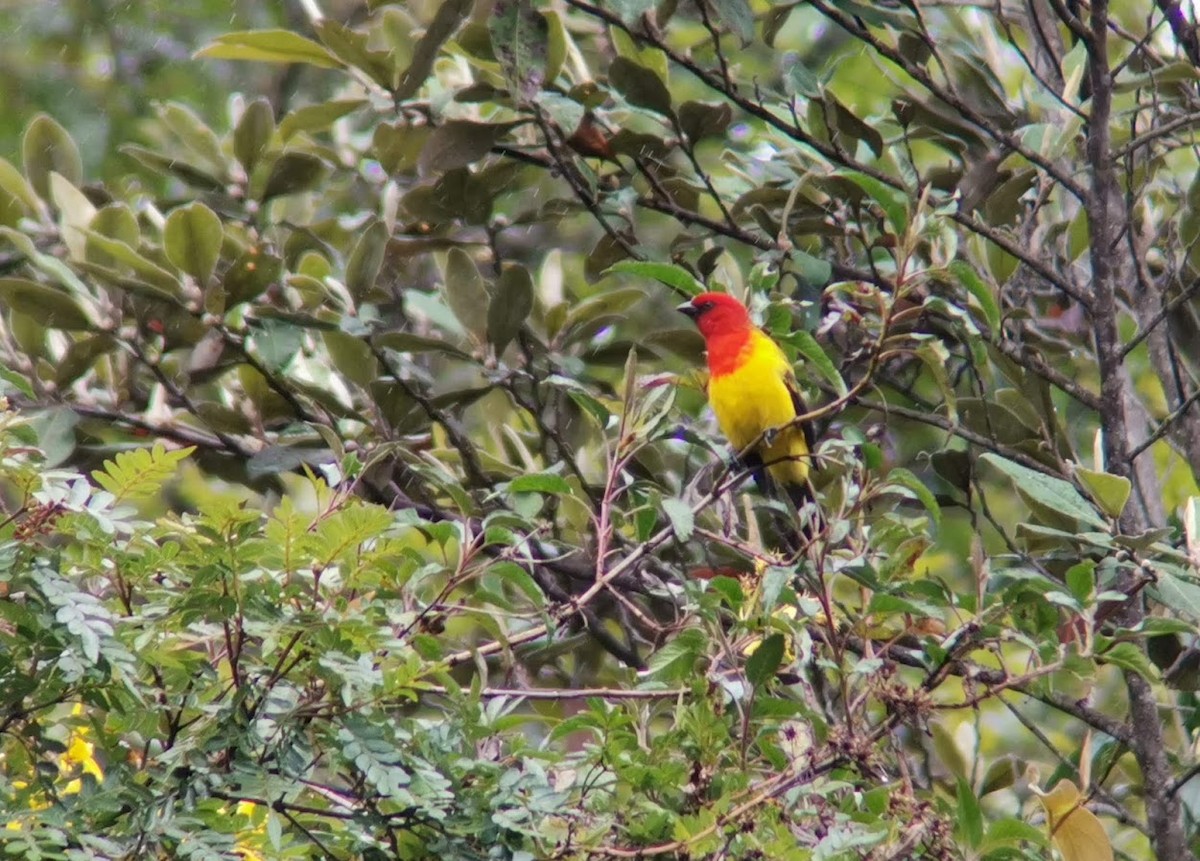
[1084,2,1195,855]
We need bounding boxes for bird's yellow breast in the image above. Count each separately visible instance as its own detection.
[706,331,810,484]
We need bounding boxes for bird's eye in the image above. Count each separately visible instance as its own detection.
[696,301,714,312]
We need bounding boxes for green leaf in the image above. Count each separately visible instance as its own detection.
[76,263,181,304]
[956,778,984,848]
[81,230,182,296]
[194,29,342,69]
[1114,59,1200,93]
[22,114,83,200]
[0,277,96,331]
[374,331,472,359]
[120,144,226,191]
[89,202,140,250]
[948,260,1000,331]
[0,364,35,398]
[551,378,613,427]
[490,0,549,102]
[156,103,228,179]
[885,467,941,527]
[981,818,1048,851]
[224,248,284,306]
[782,57,823,98]
[1074,466,1131,520]
[34,405,80,466]
[373,122,429,175]
[403,168,492,224]
[931,721,969,780]
[647,627,707,680]
[537,92,585,139]
[278,100,366,141]
[403,290,467,337]
[606,260,705,297]
[867,593,942,618]
[56,333,117,387]
[979,453,1106,529]
[419,120,510,172]
[0,156,42,215]
[509,473,572,494]
[1154,571,1200,620]
[834,170,909,236]
[487,264,534,353]
[1100,641,1160,681]
[979,756,1022,796]
[49,172,95,260]
[323,330,378,388]
[395,0,473,100]
[234,97,276,172]
[260,151,330,201]
[745,633,786,687]
[709,0,754,44]
[249,446,339,480]
[1,225,92,299]
[345,219,390,300]
[1065,560,1095,605]
[790,249,832,288]
[827,95,884,159]
[542,9,567,85]
[584,234,634,282]
[761,566,791,614]
[314,19,395,88]
[608,0,657,23]
[959,397,1038,446]
[563,287,646,340]
[92,443,195,503]
[490,561,546,608]
[164,202,223,283]
[791,330,846,397]
[609,56,673,116]
[678,101,733,142]
[443,248,490,341]
[661,497,694,541]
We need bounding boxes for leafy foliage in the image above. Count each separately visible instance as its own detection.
[4,1,1200,858]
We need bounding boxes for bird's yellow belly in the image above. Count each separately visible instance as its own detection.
[708,352,809,484]
[708,372,795,450]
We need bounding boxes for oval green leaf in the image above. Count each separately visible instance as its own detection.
[164,202,223,284]
[22,114,83,201]
[194,29,341,69]
[488,264,535,353]
[443,247,490,341]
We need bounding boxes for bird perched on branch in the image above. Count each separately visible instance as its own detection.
[678,292,820,537]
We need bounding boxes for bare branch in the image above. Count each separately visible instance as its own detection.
[1084,0,1196,854]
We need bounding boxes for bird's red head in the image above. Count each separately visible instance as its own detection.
[677,292,752,340]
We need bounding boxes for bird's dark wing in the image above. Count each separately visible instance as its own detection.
[783,366,817,458]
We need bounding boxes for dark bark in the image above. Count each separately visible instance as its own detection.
[1084,2,1195,857]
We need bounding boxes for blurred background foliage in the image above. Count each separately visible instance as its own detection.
[3,0,1200,859]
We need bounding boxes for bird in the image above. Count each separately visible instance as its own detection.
[678,291,819,533]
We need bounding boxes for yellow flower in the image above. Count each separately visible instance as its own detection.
[3,708,104,831]
[62,735,103,782]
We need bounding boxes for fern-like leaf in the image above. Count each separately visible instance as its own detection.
[91,442,194,503]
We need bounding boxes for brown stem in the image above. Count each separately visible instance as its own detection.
[1085,2,1194,856]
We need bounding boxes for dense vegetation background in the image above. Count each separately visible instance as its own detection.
[4,0,1200,858]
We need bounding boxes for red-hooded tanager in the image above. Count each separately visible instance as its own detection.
[678,292,816,510]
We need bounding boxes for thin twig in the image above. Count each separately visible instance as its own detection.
[420,684,688,700]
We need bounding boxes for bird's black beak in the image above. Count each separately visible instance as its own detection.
[676,300,698,320]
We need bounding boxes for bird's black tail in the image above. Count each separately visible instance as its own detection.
[784,479,824,546]
[744,454,823,551]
